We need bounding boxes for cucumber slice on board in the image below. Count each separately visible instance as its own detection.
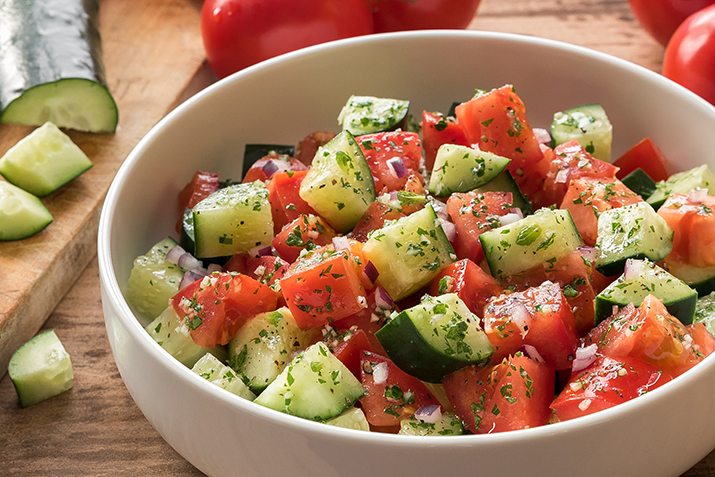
[551,103,613,162]
[0,0,118,132]
[0,180,53,241]
[8,330,73,408]
[0,122,93,197]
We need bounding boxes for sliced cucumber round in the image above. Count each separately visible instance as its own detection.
[0,180,53,241]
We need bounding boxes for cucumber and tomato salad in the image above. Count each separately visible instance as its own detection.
[124,86,715,435]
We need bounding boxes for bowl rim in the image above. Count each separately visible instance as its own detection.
[98,28,715,446]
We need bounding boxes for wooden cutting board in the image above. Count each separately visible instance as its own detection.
[0,0,215,376]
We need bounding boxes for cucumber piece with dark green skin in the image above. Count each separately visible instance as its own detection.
[621,168,657,200]
[667,263,715,297]
[646,165,715,210]
[0,0,118,132]
[472,169,533,216]
[337,95,409,136]
[428,144,511,197]
[376,293,493,383]
[0,180,53,241]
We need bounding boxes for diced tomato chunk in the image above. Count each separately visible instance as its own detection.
[176,170,220,233]
[421,110,469,171]
[332,287,395,356]
[242,152,308,184]
[295,131,337,166]
[272,214,337,263]
[351,201,406,243]
[328,328,374,379]
[455,85,544,174]
[550,354,673,422]
[171,272,280,347]
[583,295,710,377]
[658,193,715,268]
[356,130,422,192]
[266,170,317,234]
[427,258,502,318]
[483,282,579,370]
[280,245,368,329]
[443,353,555,433]
[246,255,289,286]
[560,177,643,246]
[446,191,516,265]
[687,323,715,357]
[613,137,671,183]
[360,351,440,428]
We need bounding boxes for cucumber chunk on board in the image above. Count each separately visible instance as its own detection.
[0,122,93,197]
[0,180,53,241]
[8,330,74,408]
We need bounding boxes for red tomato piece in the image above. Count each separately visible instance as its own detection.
[280,245,368,329]
[360,351,440,427]
[295,131,337,166]
[327,328,374,379]
[583,295,709,377]
[446,191,516,265]
[628,0,715,47]
[658,193,715,268]
[176,170,220,233]
[455,85,544,174]
[687,322,715,356]
[245,255,289,286]
[369,0,482,32]
[443,353,555,434]
[356,131,422,192]
[242,153,308,184]
[421,110,470,171]
[483,282,579,370]
[332,288,395,356]
[663,4,715,105]
[222,252,250,274]
[550,355,673,422]
[613,137,671,183]
[560,177,643,246]
[272,214,337,263]
[427,258,503,318]
[171,272,280,347]
[266,170,317,234]
[350,201,406,243]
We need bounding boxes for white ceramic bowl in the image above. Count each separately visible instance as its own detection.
[98,31,715,477]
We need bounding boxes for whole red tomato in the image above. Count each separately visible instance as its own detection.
[628,0,715,47]
[662,4,715,105]
[202,0,374,78]
[369,0,481,32]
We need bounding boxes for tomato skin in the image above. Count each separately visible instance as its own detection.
[272,214,337,263]
[331,288,394,357]
[356,131,422,193]
[242,153,307,184]
[370,0,481,32]
[657,193,715,267]
[428,258,503,318]
[295,131,336,166]
[443,354,555,434]
[201,0,374,78]
[176,170,220,234]
[266,170,317,234]
[663,4,715,105]
[613,137,671,183]
[421,110,470,171]
[628,0,715,46]
[171,272,280,347]
[329,328,374,379]
[550,355,673,422]
[351,201,406,243]
[360,351,440,428]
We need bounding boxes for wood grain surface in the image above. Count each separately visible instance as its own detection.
[2,0,714,476]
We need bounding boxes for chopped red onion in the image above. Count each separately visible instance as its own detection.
[414,404,442,424]
[519,344,545,364]
[438,218,456,243]
[332,236,350,251]
[533,127,552,145]
[688,187,708,203]
[165,245,186,265]
[207,263,223,274]
[179,267,209,289]
[362,261,379,285]
[248,244,272,257]
[387,157,409,179]
[554,167,570,184]
[178,253,203,271]
[571,344,598,372]
[261,159,279,178]
[375,287,394,310]
[623,258,645,281]
[578,245,599,263]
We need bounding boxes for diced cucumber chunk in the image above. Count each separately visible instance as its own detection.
[479,208,583,280]
[0,180,53,240]
[694,292,715,336]
[254,342,365,421]
[621,168,657,200]
[428,144,511,197]
[146,307,227,368]
[228,307,321,393]
[595,202,673,276]
[125,237,185,323]
[647,165,715,210]
[299,130,376,233]
[595,259,697,324]
[472,169,533,216]
[376,293,493,383]
[399,411,465,436]
[193,181,274,258]
[337,95,409,136]
[8,330,73,408]
[363,204,456,302]
[1,78,118,133]
[667,263,715,297]
[191,353,256,401]
[323,406,370,431]
[551,103,613,162]
[0,122,93,197]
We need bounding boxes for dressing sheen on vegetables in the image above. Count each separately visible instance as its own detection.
[125,87,715,434]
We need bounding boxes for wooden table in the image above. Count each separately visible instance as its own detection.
[1,0,713,475]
